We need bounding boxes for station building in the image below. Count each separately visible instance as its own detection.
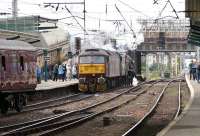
[0,16,71,69]
[138,19,192,78]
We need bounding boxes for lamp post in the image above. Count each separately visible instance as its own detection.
[43,49,48,82]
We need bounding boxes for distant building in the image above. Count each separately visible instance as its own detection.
[137,19,193,52]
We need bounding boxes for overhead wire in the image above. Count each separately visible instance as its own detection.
[1,0,182,39]
[167,0,179,19]
[159,1,169,16]
[19,0,42,6]
[0,1,136,46]
[153,0,160,4]
[114,0,160,46]
[58,16,84,20]
[0,7,84,31]
[0,0,41,6]
[115,4,136,39]
[117,0,149,17]
[4,2,84,29]
[133,0,181,46]
[64,5,88,35]
[42,2,125,33]
[115,0,153,46]
[43,0,181,43]
[147,0,180,32]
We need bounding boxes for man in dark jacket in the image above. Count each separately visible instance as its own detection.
[53,64,58,81]
[196,62,200,83]
[189,60,193,80]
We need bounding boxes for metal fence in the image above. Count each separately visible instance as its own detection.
[0,16,38,32]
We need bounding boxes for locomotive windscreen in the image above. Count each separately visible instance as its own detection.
[80,56,105,64]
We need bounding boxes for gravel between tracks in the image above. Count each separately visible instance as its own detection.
[133,82,180,136]
[0,88,127,129]
[56,82,167,136]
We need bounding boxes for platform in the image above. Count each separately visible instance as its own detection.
[158,75,200,136]
[35,79,78,91]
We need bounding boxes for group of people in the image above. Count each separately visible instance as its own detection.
[36,63,78,83]
[189,60,200,82]
[52,64,77,82]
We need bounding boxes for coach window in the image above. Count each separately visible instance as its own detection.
[1,56,6,71]
[20,56,24,71]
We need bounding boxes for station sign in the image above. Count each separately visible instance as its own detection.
[44,56,50,61]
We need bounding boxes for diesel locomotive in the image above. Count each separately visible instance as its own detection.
[0,39,37,113]
[78,48,135,92]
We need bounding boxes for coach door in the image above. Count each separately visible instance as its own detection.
[0,53,7,87]
[0,53,2,87]
[0,53,4,87]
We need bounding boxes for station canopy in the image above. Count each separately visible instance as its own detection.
[0,16,59,50]
[188,20,200,46]
[0,16,58,32]
[0,29,45,50]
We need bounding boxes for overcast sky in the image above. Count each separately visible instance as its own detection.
[0,0,186,46]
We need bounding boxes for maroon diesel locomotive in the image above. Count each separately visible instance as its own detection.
[0,39,37,113]
[78,48,135,92]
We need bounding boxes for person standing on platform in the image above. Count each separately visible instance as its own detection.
[192,61,197,80]
[58,65,64,81]
[67,64,72,80]
[72,64,77,79]
[197,62,200,83]
[189,60,193,80]
[62,64,67,81]
[53,64,58,81]
[36,65,41,84]
[66,58,72,81]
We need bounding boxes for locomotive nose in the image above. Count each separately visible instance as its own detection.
[79,78,86,84]
[97,77,106,85]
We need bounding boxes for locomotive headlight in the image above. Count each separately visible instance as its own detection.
[97,77,105,84]
[79,78,86,83]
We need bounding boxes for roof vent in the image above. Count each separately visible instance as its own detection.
[85,49,99,52]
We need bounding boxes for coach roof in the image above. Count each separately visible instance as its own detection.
[79,48,119,56]
[0,39,36,51]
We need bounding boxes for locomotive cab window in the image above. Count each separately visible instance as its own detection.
[1,56,6,71]
[20,56,24,71]
[80,56,105,64]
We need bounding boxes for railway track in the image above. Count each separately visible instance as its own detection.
[26,93,81,108]
[0,87,133,130]
[23,93,92,113]
[0,80,163,136]
[50,79,183,136]
[38,80,165,136]
[121,78,183,136]
[2,93,93,117]
[175,79,181,119]
[5,85,135,116]
[0,93,93,131]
